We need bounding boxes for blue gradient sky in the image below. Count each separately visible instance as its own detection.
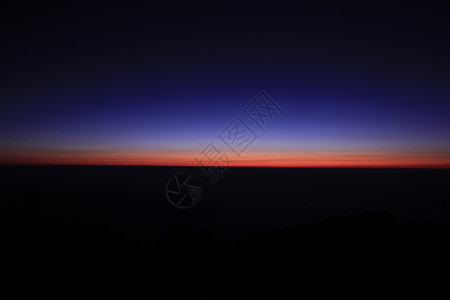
[1,1,449,167]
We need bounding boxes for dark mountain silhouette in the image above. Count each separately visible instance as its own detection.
[1,195,449,299]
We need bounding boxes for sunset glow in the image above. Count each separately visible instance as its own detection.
[1,2,449,169]
[2,147,449,168]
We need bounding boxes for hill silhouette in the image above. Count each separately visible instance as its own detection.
[1,195,449,299]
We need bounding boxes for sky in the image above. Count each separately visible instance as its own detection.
[1,1,449,167]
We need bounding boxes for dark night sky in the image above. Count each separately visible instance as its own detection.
[1,1,449,167]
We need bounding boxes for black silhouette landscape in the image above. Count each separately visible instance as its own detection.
[1,166,449,299]
[2,1,450,299]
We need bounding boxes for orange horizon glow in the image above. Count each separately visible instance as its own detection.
[1,148,450,168]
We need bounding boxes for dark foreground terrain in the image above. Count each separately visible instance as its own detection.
[0,166,449,298]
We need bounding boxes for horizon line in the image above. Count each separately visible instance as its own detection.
[1,163,450,169]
